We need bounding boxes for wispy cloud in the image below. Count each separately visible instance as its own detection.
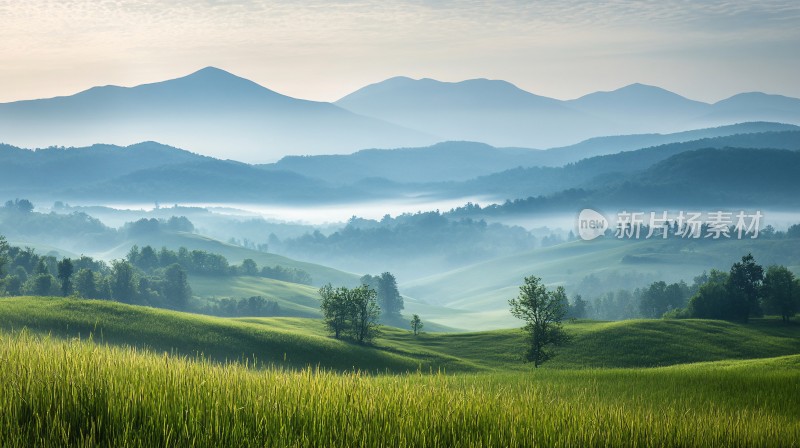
[0,0,798,102]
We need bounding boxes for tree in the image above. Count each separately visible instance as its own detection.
[56,258,74,296]
[378,272,403,316]
[728,254,764,321]
[687,270,730,319]
[319,284,350,339]
[319,284,381,343]
[74,268,99,299]
[241,259,258,276]
[639,281,689,318]
[349,285,381,343]
[361,272,404,318]
[567,294,588,319]
[761,265,799,322]
[508,276,569,367]
[163,263,191,309]
[137,246,159,272]
[110,259,137,303]
[410,314,423,335]
[24,274,58,296]
[0,235,9,277]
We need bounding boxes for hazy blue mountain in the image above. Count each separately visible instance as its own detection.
[64,159,360,203]
[335,76,612,148]
[449,146,800,219]
[566,83,711,133]
[337,77,800,149]
[260,123,799,184]
[0,67,436,162]
[538,122,799,166]
[600,147,800,207]
[699,93,800,126]
[0,141,207,194]
[260,141,539,184]
[442,130,800,200]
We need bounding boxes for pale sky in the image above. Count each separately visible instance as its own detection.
[1,0,799,104]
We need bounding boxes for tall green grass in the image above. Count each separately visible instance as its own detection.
[0,331,798,447]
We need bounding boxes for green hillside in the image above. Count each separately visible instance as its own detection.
[98,231,360,286]
[0,324,798,446]
[0,297,474,373]
[403,237,800,329]
[189,276,323,317]
[1,297,797,372]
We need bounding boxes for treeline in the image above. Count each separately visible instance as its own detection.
[0,236,296,317]
[0,237,191,310]
[275,211,536,266]
[567,254,799,323]
[127,245,312,285]
[0,198,199,251]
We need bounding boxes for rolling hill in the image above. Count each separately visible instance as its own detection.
[99,231,360,287]
[0,297,797,371]
[402,237,800,330]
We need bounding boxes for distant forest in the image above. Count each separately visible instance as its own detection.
[0,236,312,318]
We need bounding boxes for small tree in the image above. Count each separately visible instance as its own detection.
[319,284,381,343]
[0,235,9,277]
[761,265,799,322]
[410,314,423,335]
[349,285,381,343]
[74,268,99,299]
[57,258,74,296]
[728,253,764,321]
[508,276,569,367]
[319,284,349,339]
[163,263,191,310]
[110,259,137,303]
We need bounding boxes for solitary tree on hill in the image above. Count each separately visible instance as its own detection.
[410,314,423,335]
[509,275,569,367]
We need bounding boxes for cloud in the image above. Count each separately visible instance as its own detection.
[0,0,798,102]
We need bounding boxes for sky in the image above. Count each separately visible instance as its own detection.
[1,0,799,104]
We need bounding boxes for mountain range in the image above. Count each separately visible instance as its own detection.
[2,67,800,162]
[1,126,799,208]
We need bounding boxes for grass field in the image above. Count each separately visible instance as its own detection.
[0,330,797,447]
[1,297,798,373]
[0,297,798,446]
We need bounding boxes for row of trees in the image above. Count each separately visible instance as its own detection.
[0,236,298,317]
[0,237,193,310]
[683,255,799,322]
[127,245,312,285]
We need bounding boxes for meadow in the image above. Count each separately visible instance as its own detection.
[0,330,798,447]
[1,297,799,446]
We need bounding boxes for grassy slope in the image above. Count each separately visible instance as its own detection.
[189,275,323,317]
[1,330,798,447]
[403,237,800,329]
[0,297,475,373]
[98,231,360,286]
[1,297,798,372]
